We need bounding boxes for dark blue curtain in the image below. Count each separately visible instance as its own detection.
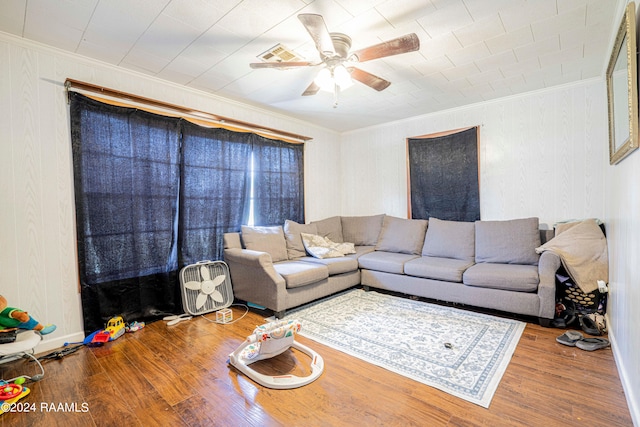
[70,93,261,332]
[179,122,252,264]
[408,127,480,222]
[252,135,305,225]
[70,93,182,332]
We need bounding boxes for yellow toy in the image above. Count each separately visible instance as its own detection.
[104,316,125,340]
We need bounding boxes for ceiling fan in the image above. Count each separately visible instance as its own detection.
[250,13,420,107]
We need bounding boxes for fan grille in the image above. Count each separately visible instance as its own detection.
[179,261,234,315]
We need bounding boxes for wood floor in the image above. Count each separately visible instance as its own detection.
[0,294,633,427]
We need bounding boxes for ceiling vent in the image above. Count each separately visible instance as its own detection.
[257,43,304,66]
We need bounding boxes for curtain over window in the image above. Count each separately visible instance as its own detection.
[252,136,305,225]
[179,122,252,264]
[70,93,301,332]
[70,93,183,331]
[408,127,480,222]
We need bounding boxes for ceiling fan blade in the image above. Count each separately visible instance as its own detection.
[350,33,420,63]
[348,67,391,91]
[302,81,320,96]
[298,14,336,57]
[250,61,314,69]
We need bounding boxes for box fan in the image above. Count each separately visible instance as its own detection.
[179,261,234,315]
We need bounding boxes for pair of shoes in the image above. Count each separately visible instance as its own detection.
[579,315,602,336]
[556,331,610,351]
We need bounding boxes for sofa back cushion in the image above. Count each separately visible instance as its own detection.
[375,216,428,255]
[284,220,318,259]
[475,217,541,265]
[341,214,385,246]
[311,216,344,243]
[422,218,475,261]
[241,225,288,262]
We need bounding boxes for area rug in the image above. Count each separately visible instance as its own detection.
[278,289,525,408]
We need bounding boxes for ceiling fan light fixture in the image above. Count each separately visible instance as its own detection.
[314,65,353,93]
[314,67,334,92]
[334,65,353,89]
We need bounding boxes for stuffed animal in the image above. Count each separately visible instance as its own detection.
[0,295,56,335]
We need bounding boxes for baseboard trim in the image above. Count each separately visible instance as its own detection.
[606,314,639,427]
[36,332,85,354]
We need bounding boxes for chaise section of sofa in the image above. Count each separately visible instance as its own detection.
[223,222,360,318]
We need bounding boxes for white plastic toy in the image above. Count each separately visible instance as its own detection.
[229,319,323,389]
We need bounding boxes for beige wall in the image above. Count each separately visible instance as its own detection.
[340,80,607,229]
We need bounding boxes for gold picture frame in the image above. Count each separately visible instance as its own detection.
[606,2,638,165]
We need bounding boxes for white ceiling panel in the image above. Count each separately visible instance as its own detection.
[485,26,533,55]
[453,15,505,48]
[0,0,624,132]
[417,1,473,39]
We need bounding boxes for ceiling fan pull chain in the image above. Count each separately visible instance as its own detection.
[333,84,339,108]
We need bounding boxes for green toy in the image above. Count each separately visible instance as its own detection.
[0,295,56,335]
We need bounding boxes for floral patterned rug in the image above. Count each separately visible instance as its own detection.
[280,288,525,407]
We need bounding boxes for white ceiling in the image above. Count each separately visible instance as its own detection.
[0,0,620,132]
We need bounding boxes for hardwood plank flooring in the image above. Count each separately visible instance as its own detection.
[0,298,633,427]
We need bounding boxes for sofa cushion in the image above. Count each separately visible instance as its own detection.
[422,218,475,262]
[283,220,318,259]
[341,214,385,246]
[462,263,539,292]
[346,245,376,260]
[404,256,474,283]
[298,256,359,275]
[358,251,419,274]
[300,233,356,259]
[273,261,329,289]
[375,216,428,255]
[241,225,288,262]
[475,217,541,265]
[311,216,344,243]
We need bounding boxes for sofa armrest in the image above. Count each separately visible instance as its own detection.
[223,248,286,312]
[537,251,562,319]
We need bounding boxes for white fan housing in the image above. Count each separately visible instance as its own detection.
[179,261,234,315]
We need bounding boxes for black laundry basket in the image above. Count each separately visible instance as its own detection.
[555,267,604,314]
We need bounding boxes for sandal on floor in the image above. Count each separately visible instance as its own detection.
[579,315,602,336]
[552,311,576,328]
[576,337,610,351]
[556,330,584,346]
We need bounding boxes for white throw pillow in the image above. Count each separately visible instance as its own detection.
[301,233,356,259]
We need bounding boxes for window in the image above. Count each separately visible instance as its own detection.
[70,93,304,331]
[407,127,480,222]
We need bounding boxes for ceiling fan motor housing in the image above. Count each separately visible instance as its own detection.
[328,33,352,59]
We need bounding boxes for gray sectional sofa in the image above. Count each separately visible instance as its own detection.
[223,214,561,325]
